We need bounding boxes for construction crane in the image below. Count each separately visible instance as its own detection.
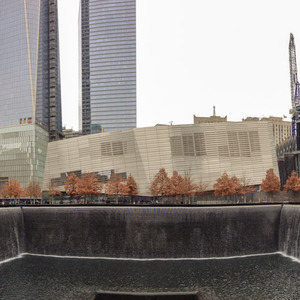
[289,33,300,137]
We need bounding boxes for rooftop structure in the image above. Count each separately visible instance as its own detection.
[194,106,227,124]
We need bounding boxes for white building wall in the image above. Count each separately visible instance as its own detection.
[43,122,279,195]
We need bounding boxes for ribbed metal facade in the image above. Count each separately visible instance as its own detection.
[79,0,136,134]
[0,0,62,140]
[43,122,279,195]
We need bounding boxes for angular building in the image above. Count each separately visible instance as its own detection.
[79,0,136,134]
[43,122,279,195]
[0,0,62,141]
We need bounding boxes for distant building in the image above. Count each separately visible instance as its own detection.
[62,128,83,139]
[43,122,278,195]
[0,124,49,188]
[79,0,136,134]
[243,117,292,146]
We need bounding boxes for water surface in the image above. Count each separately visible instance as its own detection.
[0,253,299,299]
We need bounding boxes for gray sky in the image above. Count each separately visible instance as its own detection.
[58,0,300,131]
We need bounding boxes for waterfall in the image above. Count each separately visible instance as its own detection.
[279,205,300,259]
[0,207,25,261]
[5,204,300,262]
[22,206,281,259]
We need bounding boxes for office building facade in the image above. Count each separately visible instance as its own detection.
[0,0,62,141]
[0,124,49,188]
[79,0,136,134]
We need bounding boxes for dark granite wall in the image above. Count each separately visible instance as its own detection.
[22,206,282,259]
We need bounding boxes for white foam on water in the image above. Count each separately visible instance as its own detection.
[279,251,300,263]
[3,251,300,265]
[22,251,281,262]
[0,254,25,265]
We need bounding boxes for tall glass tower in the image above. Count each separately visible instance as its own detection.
[0,0,62,141]
[79,0,136,134]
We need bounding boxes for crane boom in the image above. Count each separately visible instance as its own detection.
[290,33,298,109]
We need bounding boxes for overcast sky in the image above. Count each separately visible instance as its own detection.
[58,0,300,131]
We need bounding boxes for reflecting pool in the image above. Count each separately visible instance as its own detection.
[0,253,299,299]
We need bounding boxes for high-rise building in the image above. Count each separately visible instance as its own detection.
[79,0,136,134]
[0,0,62,141]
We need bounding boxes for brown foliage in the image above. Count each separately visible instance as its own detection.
[150,168,173,196]
[106,174,126,196]
[25,181,41,201]
[213,172,243,196]
[48,182,62,204]
[118,181,130,196]
[77,173,102,203]
[261,168,281,195]
[195,182,210,196]
[170,171,185,196]
[283,170,300,193]
[239,176,257,195]
[182,173,198,197]
[64,173,79,197]
[49,184,62,197]
[1,179,23,202]
[126,174,138,196]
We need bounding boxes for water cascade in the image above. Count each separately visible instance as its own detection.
[1,204,300,261]
[279,204,300,259]
[22,206,281,258]
[0,207,25,261]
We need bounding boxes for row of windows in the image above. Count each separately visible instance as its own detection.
[84,18,135,28]
[90,90,135,97]
[88,74,135,80]
[101,141,128,156]
[88,35,135,43]
[89,56,135,64]
[84,94,135,101]
[89,52,136,60]
[90,80,135,86]
[88,63,135,71]
[89,6,135,15]
[170,131,261,158]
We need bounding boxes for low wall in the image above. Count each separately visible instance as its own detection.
[3,204,300,261]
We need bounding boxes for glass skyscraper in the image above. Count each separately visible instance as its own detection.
[79,0,136,134]
[0,0,62,141]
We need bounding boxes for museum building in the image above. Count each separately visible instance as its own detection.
[43,122,279,195]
